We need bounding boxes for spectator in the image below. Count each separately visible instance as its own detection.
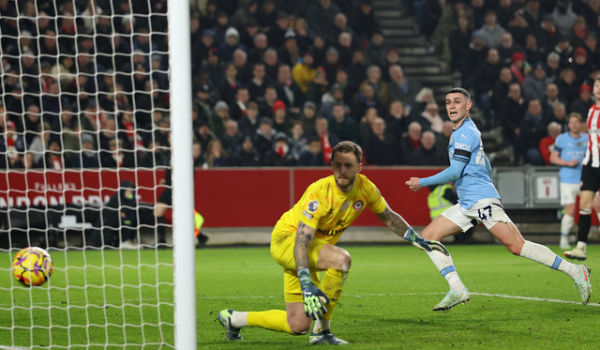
[232,49,251,84]
[499,83,527,148]
[279,29,301,67]
[329,102,360,144]
[541,83,567,118]
[248,62,269,102]
[472,10,507,49]
[557,67,578,105]
[399,121,422,163]
[408,130,448,166]
[218,62,240,105]
[498,33,522,66]
[229,87,250,121]
[305,67,330,104]
[351,83,380,123]
[254,117,276,159]
[272,100,291,135]
[298,136,325,166]
[233,135,261,166]
[205,139,231,168]
[305,0,340,44]
[267,11,291,49]
[320,84,347,118]
[523,62,549,101]
[299,101,318,137]
[510,51,528,84]
[238,101,260,138]
[436,121,454,151]
[288,121,307,159]
[415,102,444,133]
[572,47,591,86]
[491,67,514,120]
[583,33,600,70]
[275,63,304,116]
[539,122,563,165]
[220,120,243,155]
[552,0,577,37]
[192,141,205,168]
[195,119,216,154]
[351,0,379,40]
[570,83,593,118]
[551,33,574,68]
[71,133,99,168]
[543,102,568,130]
[263,47,280,81]
[544,52,561,83]
[448,15,472,74]
[210,100,231,138]
[315,117,339,163]
[248,32,268,64]
[259,85,279,119]
[468,48,502,120]
[520,99,546,165]
[534,14,558,56]
[263,132,296,166]
[336,32,354,67]
[28,122,53,164]
[219,27,246,63]
[410,87,436,119]
[291,49,316,93]
[364,117,398,165]
[387,100,410,141]
[365,30,386,67]
[523,33,544,66]
[361,65,389,106]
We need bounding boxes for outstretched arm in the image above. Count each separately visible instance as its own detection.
[406,159,467,192]
[375,206,449,255]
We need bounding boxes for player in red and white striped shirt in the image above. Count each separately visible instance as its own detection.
[565,77,600,260]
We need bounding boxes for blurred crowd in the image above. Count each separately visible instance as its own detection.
[409,0,600,165]
[1,0,598,170]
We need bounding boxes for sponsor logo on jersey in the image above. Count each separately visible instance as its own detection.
[353,200,364,210]
[317,228,346,236]
[307,200,318,213]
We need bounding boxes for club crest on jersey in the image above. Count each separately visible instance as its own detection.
[303,210,313,219]
[353,200,364,210]
[307,200,319,213]
[340,200,350,212]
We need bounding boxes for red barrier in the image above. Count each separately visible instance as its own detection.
[2,168,597,228]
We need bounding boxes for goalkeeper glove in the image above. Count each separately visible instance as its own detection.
[403,227,449,256]
[297,268,330,320]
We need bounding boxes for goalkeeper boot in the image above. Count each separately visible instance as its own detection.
[217,309,242,341]
[564,244,587,260]
[433,288,470,311]
[309,329,348,345]
[572,265,592,305]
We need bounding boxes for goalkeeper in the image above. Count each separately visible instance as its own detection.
[218,141,447,345]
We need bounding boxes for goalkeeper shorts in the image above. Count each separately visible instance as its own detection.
[270,230,329,303]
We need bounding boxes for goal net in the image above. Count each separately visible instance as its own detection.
[0,0,180,348]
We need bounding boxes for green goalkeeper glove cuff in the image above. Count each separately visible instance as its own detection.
[403,227,449,256]
[298,268,330,320]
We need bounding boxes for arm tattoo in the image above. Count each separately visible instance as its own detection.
[375,206,410,237]
[294,221,315,271]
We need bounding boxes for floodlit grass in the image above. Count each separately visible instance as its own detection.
[0,244,598,349]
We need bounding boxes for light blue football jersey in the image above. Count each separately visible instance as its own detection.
[553,132,587,184]
[449,117,500,209]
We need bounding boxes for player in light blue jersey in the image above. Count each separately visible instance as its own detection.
[405,88,592,311]
[550,113,587,249]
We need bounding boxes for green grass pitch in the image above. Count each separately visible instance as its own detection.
[0,244,598,349]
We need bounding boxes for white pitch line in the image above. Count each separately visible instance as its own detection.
[199,291,600,307]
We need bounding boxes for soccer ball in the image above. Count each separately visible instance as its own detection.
[11,247,53,287]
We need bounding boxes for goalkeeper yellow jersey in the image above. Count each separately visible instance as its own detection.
[273,174,387,245]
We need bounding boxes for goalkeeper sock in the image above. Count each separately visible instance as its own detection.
[560,214,574,237]
[313,319,331,334]
[230,311,248,328]
[246,310,293,334]
[426,250,465,291]
[318,269,348,322]
[519,240,577,278]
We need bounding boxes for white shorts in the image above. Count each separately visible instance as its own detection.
[441,198,512,232]
[560,183,581,205]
